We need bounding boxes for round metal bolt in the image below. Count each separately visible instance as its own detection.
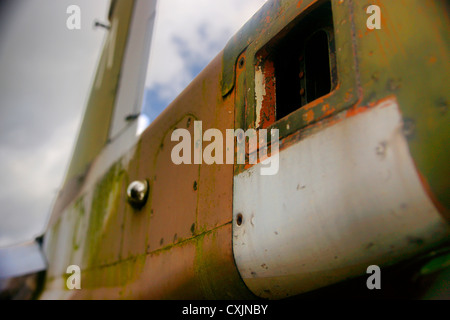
[127,180,149,208]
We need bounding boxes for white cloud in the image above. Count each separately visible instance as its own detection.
[0,120,77,245]
[0,0,109,246]
[145,0,267,102]
[136,114,150,136]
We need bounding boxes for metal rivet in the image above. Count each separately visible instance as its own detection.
[236,213,243,226]
[127,180,149,208]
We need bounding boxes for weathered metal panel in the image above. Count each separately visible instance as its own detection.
[233,98,449,299]
[353,0,450,216]
[42,49,252,300]
[230,0,360,175]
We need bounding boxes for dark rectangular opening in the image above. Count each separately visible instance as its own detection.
[305,30,332,103]
[273,1,336,121]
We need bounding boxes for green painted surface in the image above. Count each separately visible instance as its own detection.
[354,0,450,213]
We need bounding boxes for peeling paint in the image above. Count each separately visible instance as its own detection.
[255,66,266,128]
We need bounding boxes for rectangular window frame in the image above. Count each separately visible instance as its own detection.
[233,0,359,142]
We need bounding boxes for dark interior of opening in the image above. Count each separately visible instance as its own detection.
[273,1,335,121]
[305,30,332,103]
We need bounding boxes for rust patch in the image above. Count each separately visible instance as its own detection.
[303,110,315,124]
[428,56,437,65]
[258,60,277,129]
[321,104,336,117]
[345,105,369,118]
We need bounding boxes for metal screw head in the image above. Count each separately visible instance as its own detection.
[127,180,149,208]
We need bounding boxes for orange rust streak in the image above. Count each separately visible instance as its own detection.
[301,97,325,111]
[238,97,397,174]
[260,60,276,129]
[303,110,315,124]
[321,103,336,116]
[345,105,369,118]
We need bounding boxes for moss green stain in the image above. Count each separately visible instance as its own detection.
[81,248,147,291]
[62,272,70,291]
[70,224,253,297]
[193,233,213,298]
[72,196,85,252]
[85,162,125,268]
[46,218,62,277]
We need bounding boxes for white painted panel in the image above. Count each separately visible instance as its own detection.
[109,0,157,141]
[233,98,449,299]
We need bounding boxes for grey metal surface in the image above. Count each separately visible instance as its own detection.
[0,240,46,279]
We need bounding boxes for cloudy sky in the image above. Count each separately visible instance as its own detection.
[143,0,267,122]
[0,0,266,247]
